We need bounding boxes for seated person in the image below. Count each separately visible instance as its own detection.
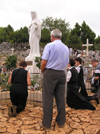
[66,58,96,110]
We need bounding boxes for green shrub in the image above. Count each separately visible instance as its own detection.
[6,55,17,70]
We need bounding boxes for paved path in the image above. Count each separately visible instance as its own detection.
[0,101,100,134]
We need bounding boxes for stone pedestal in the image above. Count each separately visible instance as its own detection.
[25,50,41,74]
[25,60,41,74]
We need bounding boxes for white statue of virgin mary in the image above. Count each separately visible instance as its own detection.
[25,11,41,61]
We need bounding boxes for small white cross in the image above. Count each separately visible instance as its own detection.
[11,47,15,54]
[82,39,93,56]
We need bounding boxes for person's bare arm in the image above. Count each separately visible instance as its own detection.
[27,72,31,86]
[8,72,12,84]
[41,59,47,73]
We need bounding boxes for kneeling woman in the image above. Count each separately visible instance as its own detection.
[66,59,95,110]
[8,61,31,117]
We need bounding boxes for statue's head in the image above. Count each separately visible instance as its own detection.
[30,11,37,20]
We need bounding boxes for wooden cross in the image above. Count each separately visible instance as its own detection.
[82,39,93,56]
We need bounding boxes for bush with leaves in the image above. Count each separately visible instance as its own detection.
[35,57,41,69]
[0,74,11,91]
[6,55,17,70]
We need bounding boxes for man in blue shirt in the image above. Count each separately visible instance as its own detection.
[40,29,69,129]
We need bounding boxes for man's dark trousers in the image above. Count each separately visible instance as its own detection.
[42,69,66,128]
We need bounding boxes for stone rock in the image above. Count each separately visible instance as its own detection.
[0,104,100,133]
[0,42,30,63]
[0,127,6,133]
[71,117,80,122]
[62,124,72,133]
[70,129,84,134]
[81,123,90,129]
[7,125,19,133]
[84,125,100,134]
[78,116,91,122]
[90,119,100,125]
[0,122,6,127]
[21,129,44,134]
[0,117,7,121]
[70,122,82,129]
[66,107,72,113]
[23,120,38,125]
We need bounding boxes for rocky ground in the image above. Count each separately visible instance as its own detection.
[0,101,100,134]
[0,42,30,65]
[0,42,100,133]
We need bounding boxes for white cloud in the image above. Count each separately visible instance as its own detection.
[0,0,100,37]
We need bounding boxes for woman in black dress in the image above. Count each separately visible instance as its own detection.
[8,61,31,117]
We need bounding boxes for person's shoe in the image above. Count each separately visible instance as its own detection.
[12,105,17,117]
[54,121,64,128]
[8,106,13,117]
[58,124,64,128]
[39,121,51,130]
[57,123,64,128]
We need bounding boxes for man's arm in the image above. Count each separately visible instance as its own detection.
[41,59,47,73]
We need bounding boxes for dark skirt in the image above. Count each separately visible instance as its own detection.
[67,85,96,110]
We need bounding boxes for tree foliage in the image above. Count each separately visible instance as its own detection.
[35,57,41,69]
[81,21,96,44]
[94,36,100,50]
[0,27,4,43]
[41,28,50,44]
[41,17,70,45]
[6,55,17,70]
[0,19,98,50]
[13,27,29,43]
[0,25,14,43]
[69,21,96,49]
[69,23,82,49]
[0,25,28,44]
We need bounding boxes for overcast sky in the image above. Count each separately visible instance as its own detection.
[0,0,100,37]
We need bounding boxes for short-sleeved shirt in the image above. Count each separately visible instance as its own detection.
[42,40,69,70]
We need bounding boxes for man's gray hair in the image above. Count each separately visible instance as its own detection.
[51,29,62,38]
